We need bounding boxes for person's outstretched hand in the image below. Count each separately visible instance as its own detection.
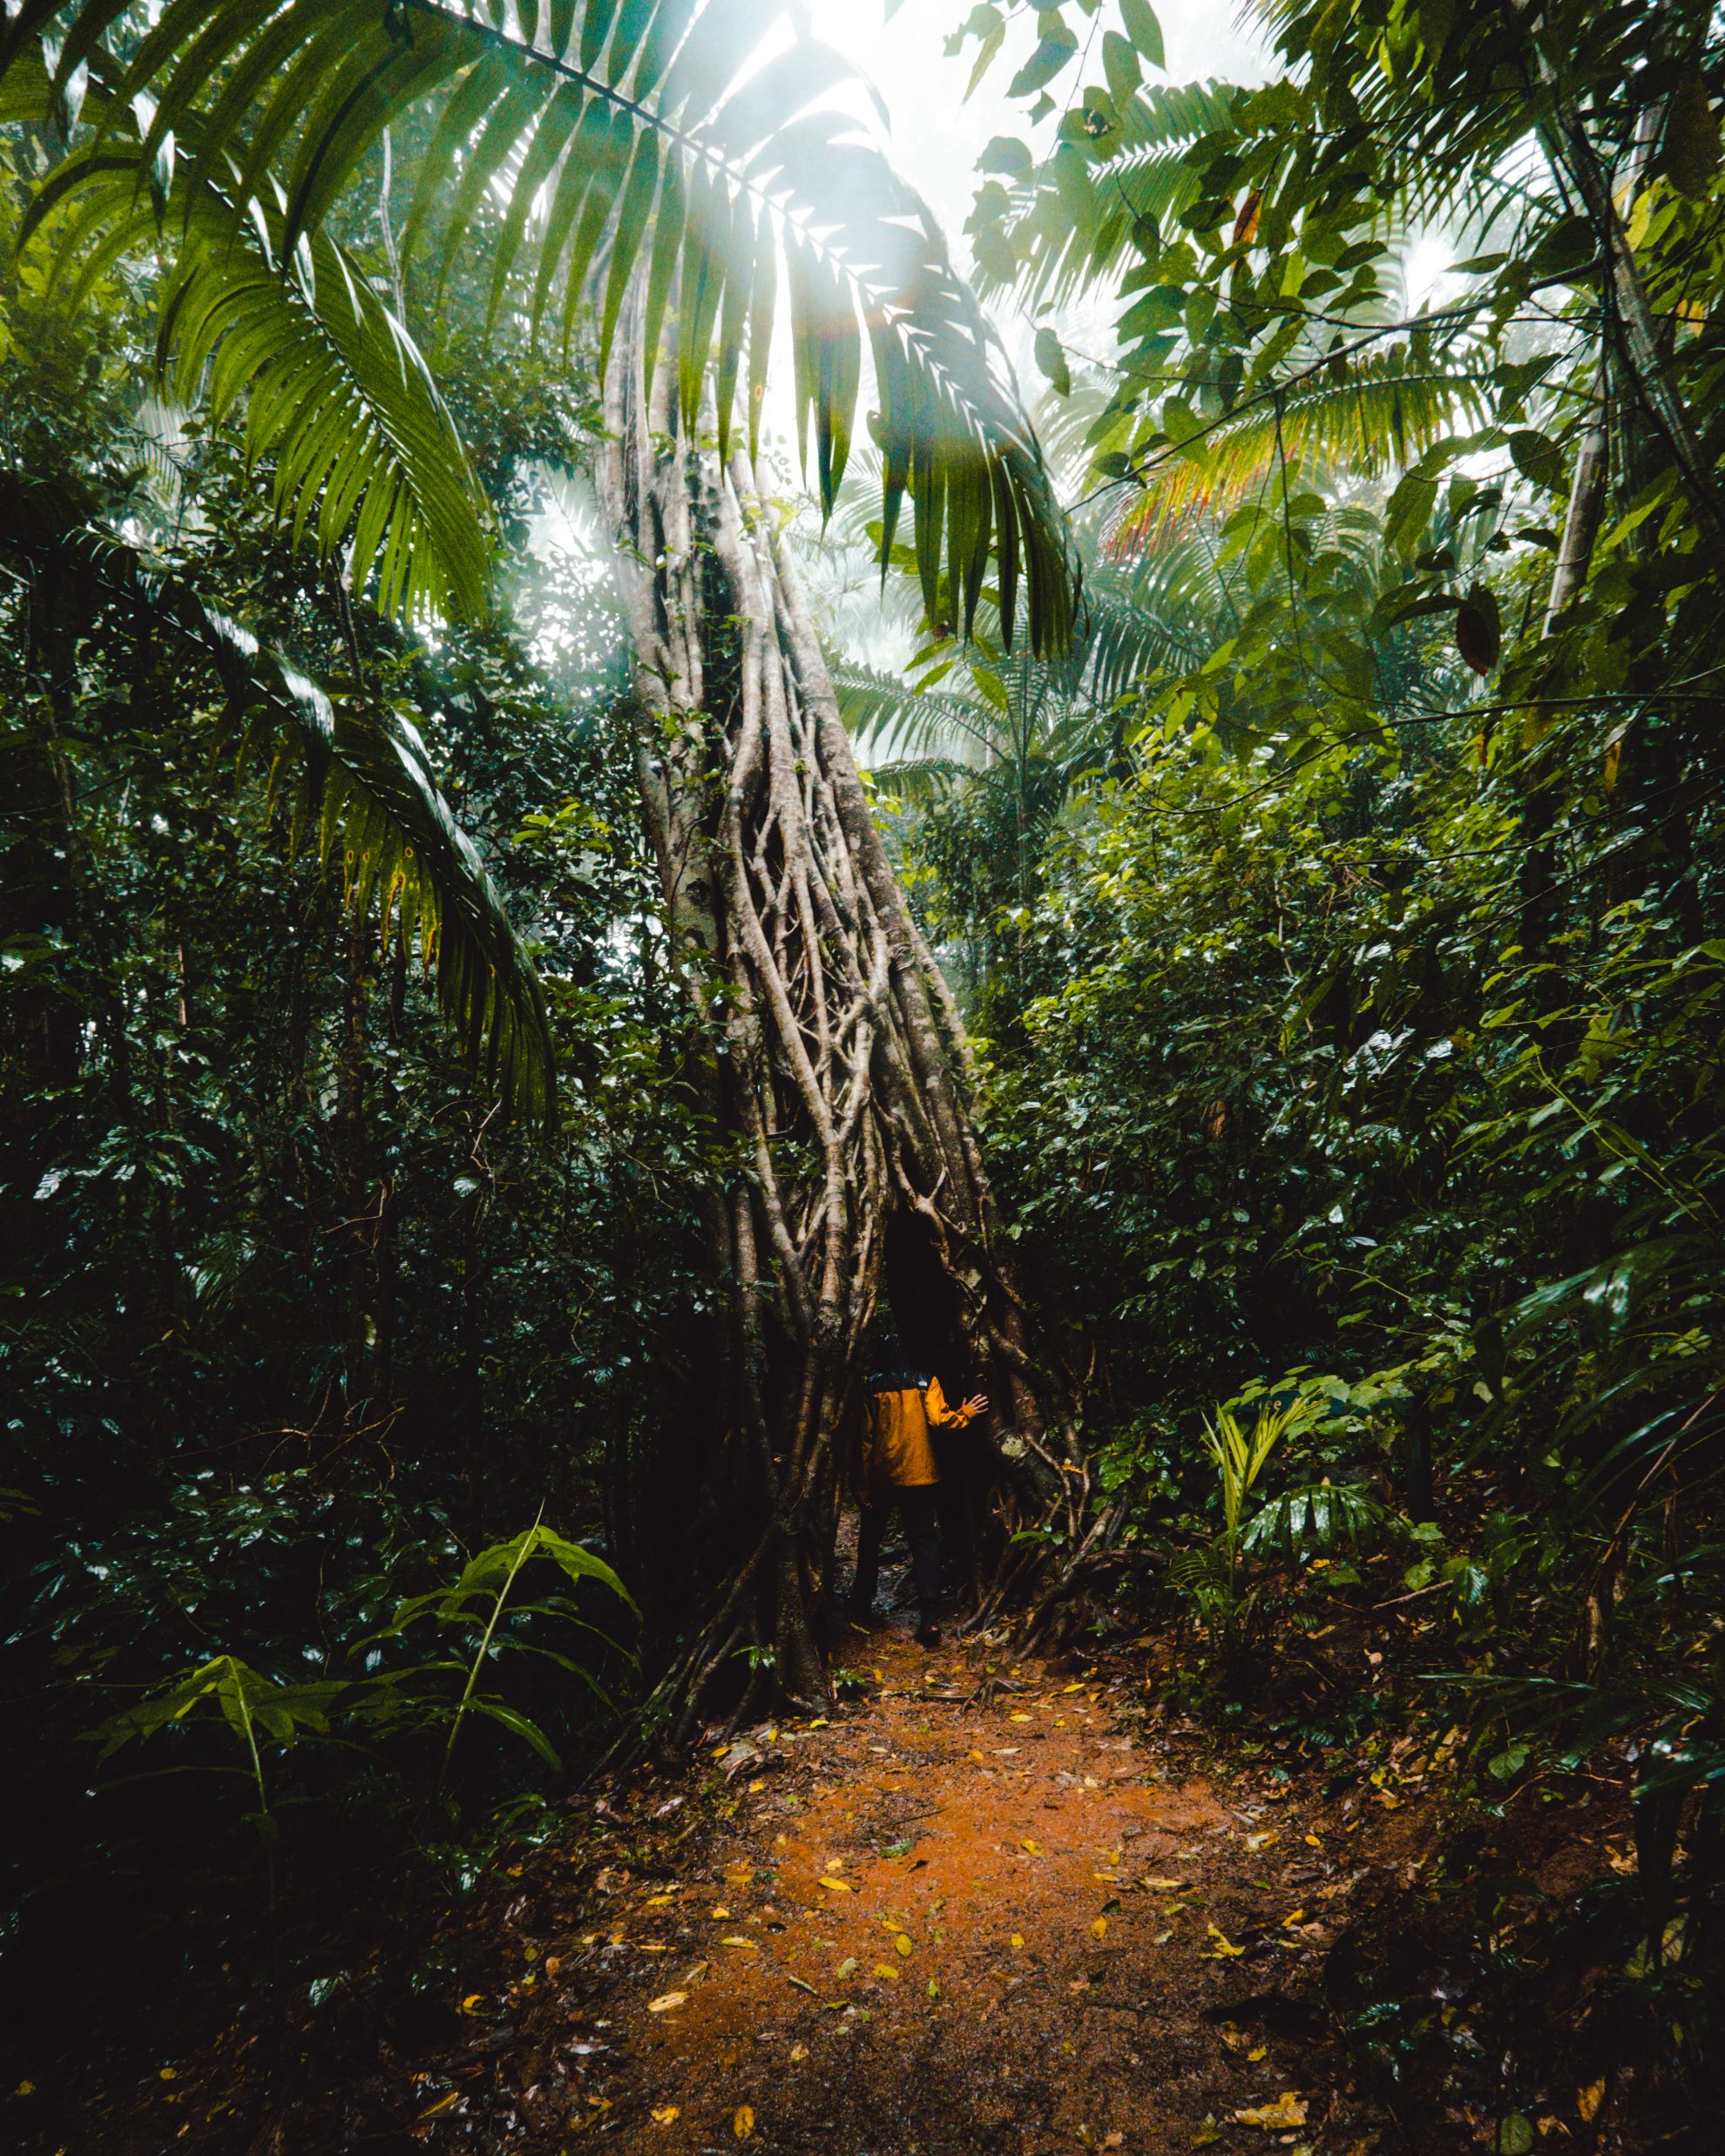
[964,1394,989,1417]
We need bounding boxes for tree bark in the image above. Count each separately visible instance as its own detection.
[596,339,1081,1744]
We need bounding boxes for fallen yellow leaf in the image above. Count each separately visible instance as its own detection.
[872,1962,901,1982]
[711,1906,730,1918]
[1282,1909,1306,1928]
[835,1957,857,1978]
[895,1934,913,1957]
[1010,1932,1025,1950]
[969,1749,987,1762]
[1233,2092,1308,2129]
[651,2105,680,2126]
[647,1991,687,2014]
[1021,1838,1043,1855]
[789,2044,808,2062]
[1192,2122,1222,2148]
[1091,1916,1108,1940]
[1247,2045,1267,2063]
[1139,1877,1188,1892]
[1244,1829,1279,1853]
[721,1936,756,1950]
[734,2104,755,2140]
[818,1876,853,1893]
[459,1994,487,2015]
[1200,1925,1246,1959]
[646,1892,675,1907]
[417,2092,461,2120]
[1011,1712,1033,1723]
[1578,2081,1606,2123]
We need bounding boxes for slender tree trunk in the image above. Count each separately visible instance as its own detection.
[597,339,1081,1742]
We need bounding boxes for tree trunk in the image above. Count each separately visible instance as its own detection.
[596,341,1082,1744]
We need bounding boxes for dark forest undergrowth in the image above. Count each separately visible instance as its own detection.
[8,1595,1689,2156]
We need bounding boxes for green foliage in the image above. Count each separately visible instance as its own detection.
[97,1521,634,1808]
[2,0,1077,650]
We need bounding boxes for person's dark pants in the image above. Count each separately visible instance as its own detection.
[852,1484,942,1614]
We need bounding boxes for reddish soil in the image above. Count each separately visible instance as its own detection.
[408,1615,1407,2155]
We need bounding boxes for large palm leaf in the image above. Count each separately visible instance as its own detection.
[23,124,493,620]
[4,0,1077,651]
[3,475,555,1119]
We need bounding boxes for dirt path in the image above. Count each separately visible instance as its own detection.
[423,1616,1398,2155]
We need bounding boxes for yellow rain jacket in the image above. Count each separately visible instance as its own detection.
[862,1375,978,1491]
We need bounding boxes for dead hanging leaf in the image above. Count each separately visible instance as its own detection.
[651,2105,680,2126]
[1231,187,1262,245]
[1578,2081,1606,2123]
[1456,584,1502,675]
[734,2104,756,2140]
[1233,2092,1308,2129]
[647,1991,687,2014]
[1200,1925,1246,1959]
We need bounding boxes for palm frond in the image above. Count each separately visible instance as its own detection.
[5,0,1077,652]
[1105,348,1498,546]
[2,476,555,1119]
[833,658,998,765]
[22,118,491,620]
[971,80,1240,310]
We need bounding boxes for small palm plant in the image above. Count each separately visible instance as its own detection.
[93,1520,635,1899]
[1168,1393,1314,1664]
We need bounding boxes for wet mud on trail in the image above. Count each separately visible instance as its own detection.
[400,1614,1404,2156]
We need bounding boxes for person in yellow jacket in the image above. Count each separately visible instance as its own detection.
[849,1334,987,1648]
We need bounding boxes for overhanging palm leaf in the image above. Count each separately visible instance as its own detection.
[21,112,491,620]
[5,0,1076,651]
[1106,346,1500,545]
[3,477,554,1119]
